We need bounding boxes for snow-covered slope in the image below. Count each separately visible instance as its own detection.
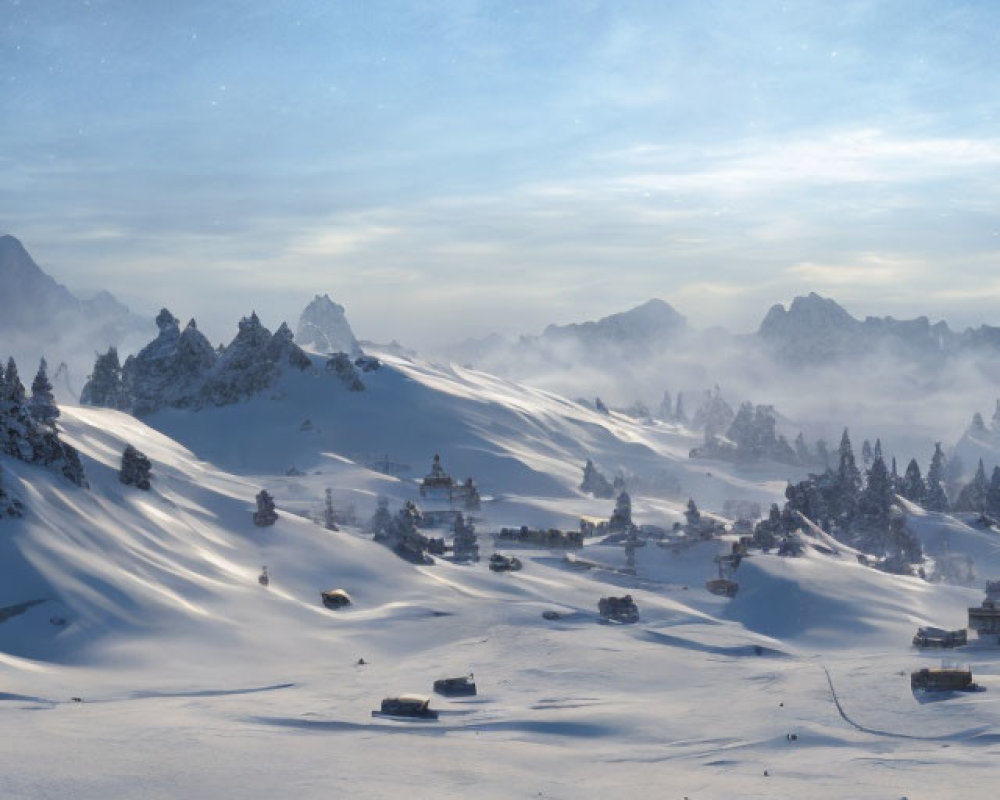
[3,372,1000,797]
[142,350,795,532]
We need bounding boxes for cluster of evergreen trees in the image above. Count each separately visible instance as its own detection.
[369,497,443,564]
[690,401,828,467]
[775,431,922,566]
[81,309,313,415]
[899,448,1000,518]
[0,356,87,493]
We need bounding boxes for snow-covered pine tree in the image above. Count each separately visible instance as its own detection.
[925,442,950,512]
[80,347,126,409]
[1,358,34,462]
[0,463,24,518]
[857,453,893,553]
[452,512,479,562]
[253,489,279,526]
[594,397,609,416]
[325,352,365,391]
[609,490,633,532]
[323,488,338,531]
[954,459,989,513]
[684,497,701,528]
[119,444,152,490]
[4,357,26,407]
[752,503,782,550]
[901,458,926,504]
[834,428,862,526]
[785,477,827,529]
[29,358,59,427]
[987,466,1000,518]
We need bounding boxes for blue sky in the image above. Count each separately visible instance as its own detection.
[3,0,999,345]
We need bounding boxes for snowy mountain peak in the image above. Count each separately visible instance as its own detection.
[542,297,687,346]
[0,234,83,331]
[759,293,857,339]
[296,293,361,356]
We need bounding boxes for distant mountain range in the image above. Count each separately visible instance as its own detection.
[0,235,150,390]
[759,291,1000,364]
[442,290,1000,373]
[0,235,140,336]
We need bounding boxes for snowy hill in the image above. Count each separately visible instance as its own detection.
[3,392,1000,797]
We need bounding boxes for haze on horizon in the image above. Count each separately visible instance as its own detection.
[3,0,999,347]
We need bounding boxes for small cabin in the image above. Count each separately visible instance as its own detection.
[912,626,967,649]
[598,595,639,623]
[488,553,523,572]
[911,667,976,692]
[377,694,438,719]
[433,675,477,697]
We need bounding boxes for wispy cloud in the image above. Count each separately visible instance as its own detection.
[786,253,925,286]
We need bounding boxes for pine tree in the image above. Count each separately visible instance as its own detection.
[0,463,24,518]
[609,490,633,531]
[81,347,126,409]
[993,400,1000,432]
[835,428,862,526]
[684,498,701,528]
[4,357,25,407]
[901,458,926,504]
[253,489,279,526]
[955,459,990,513]
[987,466,1000,517]
[752,503,782,549]
[323,488,338,531]
[29,358,59,427]
[857,453,893,553]
[119,445,152,490]
[926,443,950,512]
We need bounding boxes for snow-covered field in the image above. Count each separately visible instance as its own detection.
[3,355,999,799]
